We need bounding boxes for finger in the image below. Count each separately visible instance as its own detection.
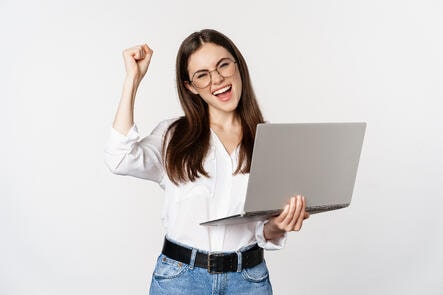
[139,46,153,69]
[142,43,153,55]
[294,196,307,231]
[122,50,140,73]
[302,197,310,219]
[281,197,296,227]
[123,46,139,58]
[123,45,145,61]
[275,204,290,224]
[133,47,145,60]
[138,44,154,61]
[288,195,303,230]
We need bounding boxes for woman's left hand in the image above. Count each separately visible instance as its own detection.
[263,195,310,241]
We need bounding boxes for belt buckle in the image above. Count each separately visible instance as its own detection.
[207,252,225,274]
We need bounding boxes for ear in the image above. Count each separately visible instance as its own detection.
[184,81,199,95]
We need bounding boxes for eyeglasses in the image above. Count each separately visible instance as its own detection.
[190,58,237,89]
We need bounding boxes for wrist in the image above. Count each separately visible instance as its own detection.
[264,220,285,241]
[124,74,142,86]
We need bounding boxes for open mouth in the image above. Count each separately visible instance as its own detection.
[212,85,232,97]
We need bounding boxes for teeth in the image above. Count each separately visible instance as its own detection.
[213,85,231,95]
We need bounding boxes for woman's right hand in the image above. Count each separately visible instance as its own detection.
[112,44,153,135]
[122,44,153,84]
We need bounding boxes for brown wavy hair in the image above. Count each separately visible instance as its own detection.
[163,29,264,184]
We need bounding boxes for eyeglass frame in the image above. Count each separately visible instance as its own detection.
[189,58,238,89]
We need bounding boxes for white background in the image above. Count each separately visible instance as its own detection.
[1,0,442,294]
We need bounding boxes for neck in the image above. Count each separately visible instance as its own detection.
[209,110,240,131]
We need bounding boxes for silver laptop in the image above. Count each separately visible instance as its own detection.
[200,122,366,226]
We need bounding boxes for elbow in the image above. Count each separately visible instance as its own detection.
[104,153,128,176]
[106,164,126,176]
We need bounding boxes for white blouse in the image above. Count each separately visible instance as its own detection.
[104,119,286,252]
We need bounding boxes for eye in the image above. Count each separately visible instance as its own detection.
[194,71,209,80]
[218,60,231,68]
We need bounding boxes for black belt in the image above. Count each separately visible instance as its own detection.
[161,238,264,274]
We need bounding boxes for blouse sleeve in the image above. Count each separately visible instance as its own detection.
[104,119,174,184]
[254,220,287,250]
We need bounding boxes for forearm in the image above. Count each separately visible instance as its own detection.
[112,76,140,135]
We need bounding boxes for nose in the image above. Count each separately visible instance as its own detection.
[210,69,224,85]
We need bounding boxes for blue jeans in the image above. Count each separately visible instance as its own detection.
[149,244,273,294]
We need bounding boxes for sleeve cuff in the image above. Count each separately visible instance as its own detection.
[255,220,287,250]
[109,124,140,146]
[104,124,140,172]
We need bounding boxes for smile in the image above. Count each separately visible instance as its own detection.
[212,85,232,96]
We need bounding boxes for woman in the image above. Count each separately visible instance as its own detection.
[105,29,309,294]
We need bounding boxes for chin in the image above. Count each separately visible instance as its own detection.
[224,101,241,113]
